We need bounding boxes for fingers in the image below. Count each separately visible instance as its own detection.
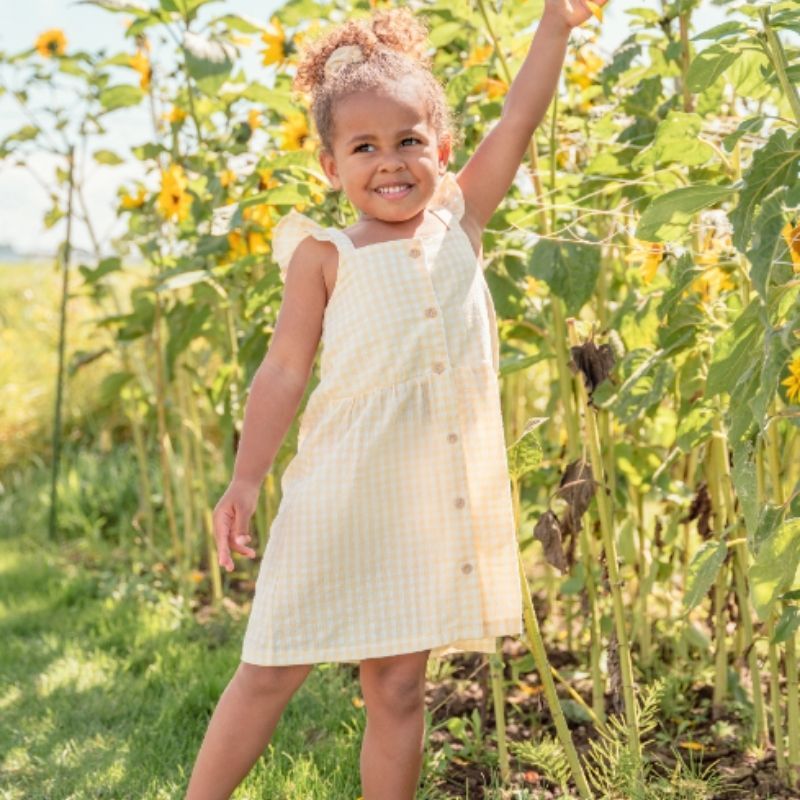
[213,501,258,573]
[230,530,257,560]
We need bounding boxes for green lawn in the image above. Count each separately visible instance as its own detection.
[0,454,371,799]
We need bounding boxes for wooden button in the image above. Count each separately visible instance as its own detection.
[433,362,445,373]
[447,432,458,443]
[424,307,438,318]
[461,563,473,574]
[454,496,466,509]
[409,247,422,258]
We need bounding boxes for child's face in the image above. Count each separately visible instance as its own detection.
[319,84,451,224]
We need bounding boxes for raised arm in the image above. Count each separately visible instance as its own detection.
[457,0,605,232]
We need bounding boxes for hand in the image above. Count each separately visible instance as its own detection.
[212,480,260,573]
[544,0,608,31]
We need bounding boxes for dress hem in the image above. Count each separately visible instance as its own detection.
[240,616,523,667]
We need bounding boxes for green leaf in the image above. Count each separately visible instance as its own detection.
[749,518,800,621]
[611,349,674,424]
[182,30,235,94]
[98,371,134,406]
[238,185,307,209]
[636,184,735,242]
[705,297,764,397]
[527,237,600,316]
[749,328,791,432]
[93,149,124,165]
[687,42,743,92]
[684,540,728,612]
[506,417,545,481]
[772,606,800,644]
[691,21,750,41]
[675,401,715,452]
[241,84,300,118]
[728,128,800,253]
[632,112,715,169]
[746,190,789,302]
[722,115,765,153]
[99,84,143,110]
[428,21,463,48]
[214,13,268,33]
[731,435,759,538]
[78,257,122,285]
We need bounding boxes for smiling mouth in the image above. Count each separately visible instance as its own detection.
[375,184,413,197]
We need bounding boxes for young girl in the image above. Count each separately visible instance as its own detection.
[186,3,598,798]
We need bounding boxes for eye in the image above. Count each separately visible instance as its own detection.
[353,137,422,153]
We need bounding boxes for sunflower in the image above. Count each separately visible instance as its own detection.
[261,16,286,67]
[279,112,314,151]
[129,49,152,91]
[782,220,800,273]
[164,106,187,124]
[625,239,664,285]
[465,44,493,68]
[220,169,237,189]
[782,356,800,403]
[565,46,604,90]
[120,187,146,210]
[157,164,192,222]
[248,109,262,130]
[35,29,67,58]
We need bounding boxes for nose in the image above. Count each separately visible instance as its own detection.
[378,153,406,171]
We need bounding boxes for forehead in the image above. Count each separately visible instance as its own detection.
[334,86,432,141]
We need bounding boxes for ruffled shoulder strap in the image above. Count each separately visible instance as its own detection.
[429,170,465,221]
[271,209,343,282]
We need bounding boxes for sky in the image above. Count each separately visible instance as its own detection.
[0,0,730,258]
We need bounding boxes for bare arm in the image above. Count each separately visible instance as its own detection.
[231,236,330,488]
[457,1,604,231]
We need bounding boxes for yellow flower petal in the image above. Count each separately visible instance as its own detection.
[35,29,67,58]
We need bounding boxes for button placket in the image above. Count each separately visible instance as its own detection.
[416,237,478,591]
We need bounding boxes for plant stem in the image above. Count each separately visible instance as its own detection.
[758,9,800,126]
[48,145,75,543]
[567,318,641,769]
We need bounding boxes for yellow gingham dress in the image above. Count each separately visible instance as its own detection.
[241,171,523,666]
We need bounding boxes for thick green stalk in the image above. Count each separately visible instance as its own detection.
[767,408,798,783]
[516,552,593,799]
[758,427,787,776]
[580,524,605,722]
[758,9,800,125]
[184,360,223,604]
[489,650,511,781]
[705,434,729,715]
[634,486,651,672]
[711,419,768,745]
[567,319,641,767]
[152,292,183,566]
[48,146,75,543]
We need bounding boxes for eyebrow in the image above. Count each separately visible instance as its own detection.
[345,128,425,147]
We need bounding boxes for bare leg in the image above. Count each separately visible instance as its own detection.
[185,661,313,800]
[358,649,430,800]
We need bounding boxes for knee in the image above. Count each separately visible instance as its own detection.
[361,670,426,717]
[234,661,313,699]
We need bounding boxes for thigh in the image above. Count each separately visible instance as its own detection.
[235,661,314,698]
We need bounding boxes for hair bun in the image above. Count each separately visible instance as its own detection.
[323,44,365,81]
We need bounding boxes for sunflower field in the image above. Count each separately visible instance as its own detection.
[1,0,799,798]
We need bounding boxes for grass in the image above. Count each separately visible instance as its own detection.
[0,451,371,799]
[1,446,520,800]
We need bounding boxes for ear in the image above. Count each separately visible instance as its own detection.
[437,134,452,173]
[319,149,342,191]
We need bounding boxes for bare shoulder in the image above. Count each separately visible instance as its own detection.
[288,234,338,304]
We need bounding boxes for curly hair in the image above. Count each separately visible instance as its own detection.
[293,7,460,158]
